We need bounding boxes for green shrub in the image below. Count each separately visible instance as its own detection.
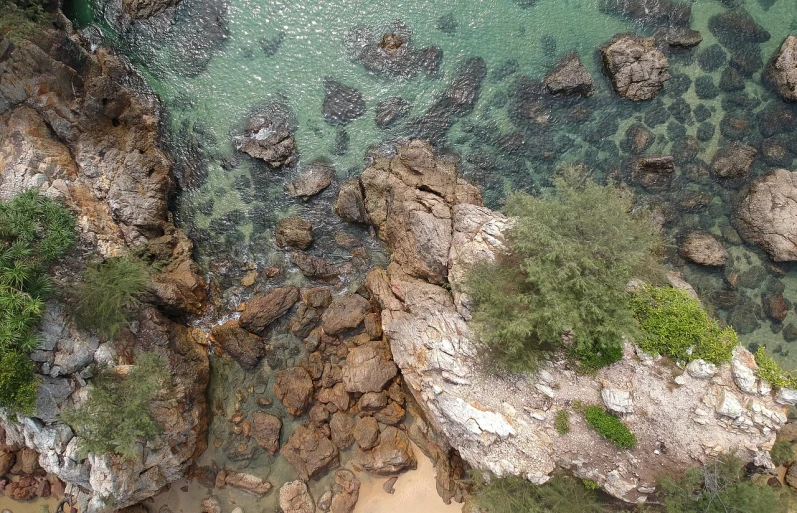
[72,256,150,340]
[60,352,169,460]
[770,440,794,468]
[465,173,663,373]
[555,409,570,435]
[630,285,737,364]
[754,347,797,389]
[658,454,790,513]
[471,472,608,513]
[0,190,75,412]
[584,405,636,449]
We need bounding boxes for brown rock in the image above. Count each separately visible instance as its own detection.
[0,449,15,476]
[363,313,382,339]
[330,412,357,448]
[711,143,757,180]
[148,228,208,316]
[291,252,341,281]
[763,293,789,323]
[356,426,417,475]
[352,416,380,450]
[275,217,314,250]
[224,470,272,496]
[281,425,340,480]
[334,178,369,225]
[303,287,333,308]
[343,341,398,393]
[289,304,320,339]
[287,161,335,200]
[543,52,594,97]
[767,35,797,102]
[601,35,670,101]
[17,447,39,475]
[201,497,222,513]
[631,156,675,190]
[274,366,314,416]
[318,383,350,412]
[383,476,398,494]
[734,169,797,262]
[279,480,315,513]
[678,231,728,267]
[322,294,371,335]
[358,391,388,411]
[209,320,264,369]
[238,105,297,168]
[330,469,361,513]
[239,286,300,335]
[250,412,282,454]
[374,402,405,425]
[308,403,330,427]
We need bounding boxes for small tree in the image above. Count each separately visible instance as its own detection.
[60,352,169,460]
[72,256,150,340]
[465,173,663,373]
[471,472,609,513]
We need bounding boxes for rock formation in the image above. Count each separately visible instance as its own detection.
[237,103,297,168]
[678,231,729,267]
[767,35,797,102]
[335,141,789,503]
[601,35,670,101]
[0,27,209,512]
[733,169,797,262]
[543,52,594,97]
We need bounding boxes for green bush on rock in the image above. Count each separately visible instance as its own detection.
[465,173,663,373]
[584,405,636,449]
[60,352,169,460]
[471,472,608,513]
[72,256,150,340]
[0,190,75,413]
[658,454,790,513]
[754,346,797,389]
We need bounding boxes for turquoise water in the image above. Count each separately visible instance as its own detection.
[69,0,797,508]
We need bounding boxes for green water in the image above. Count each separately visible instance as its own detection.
[70,0,797,509]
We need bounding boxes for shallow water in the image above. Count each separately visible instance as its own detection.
[62,0,797,510]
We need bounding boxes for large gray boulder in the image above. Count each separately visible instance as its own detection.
[237,104,297,168]
[601,35,670,101]
[734,169,797,262]
[767,35,797,102]
[678,231,728,267]
[544,52,594,97]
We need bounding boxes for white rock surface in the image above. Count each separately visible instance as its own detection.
[687,359,717,379]
[601,388,634,414]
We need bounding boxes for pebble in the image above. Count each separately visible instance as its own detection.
[674,375,687,385]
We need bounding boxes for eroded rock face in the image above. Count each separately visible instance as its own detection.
[0,31,209,512]
[543,52,594,97]
[356,141,787,503]
[733,169,797,262]
[678,231,729,267]
[601,35,670,101]
[767,35,797,102]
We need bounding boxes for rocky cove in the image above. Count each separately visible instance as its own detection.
[1,0,797,512]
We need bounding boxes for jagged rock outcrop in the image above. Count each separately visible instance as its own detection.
[237,103,297,168]
[601,35,670,101]
[543,52,594,97]
[767,35,797,102]
[733,169,797,262]
[345,20,442,80]
[350,141,788,503]
[0,29,209,512]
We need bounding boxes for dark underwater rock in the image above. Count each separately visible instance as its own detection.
[708,8,770,50]
[697,44,727,72]
[599,0,691,26]
[323,78,367,125]
[345,20,442,79]
[710,142,757,180]
[375,97,411,128]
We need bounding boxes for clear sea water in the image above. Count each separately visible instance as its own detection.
[64,0,797,510]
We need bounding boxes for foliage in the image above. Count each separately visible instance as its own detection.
[584,405,636,449]
[630,286,737,364]
[0,0,50,44]
[770,440,794,468]
[72,256,150,340]
[658,454,790,513]
[60,352,169,460]
[754,346,797,389]
[470,472,609,513]
[555,409,570,435]
[465,173,663,373]
[582,479,599,490]
[0,190,75,412]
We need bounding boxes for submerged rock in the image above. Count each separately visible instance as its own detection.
[345,20,442,79]
[281,425,340,480]
[599,0,691,26]
[734,169,797,262]
[286,161,335,200]
[601,35,670,101]
[122,0,181,18]
[279,480,315,513]
[375,97,411,128]
[237,104,297,168]
[323,78,367,125]
[708,8,771,50]
[710,142,757,181]
[767,35,797,102]
[678,231,729,267]
[543,52,594,97]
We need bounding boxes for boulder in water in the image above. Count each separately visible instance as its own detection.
[281,425,340,480]
[375,97,411,128]
[767,35,797,102]
[708,8,770,50]
[710,142,757,180]
[122,0,181,19]
[287,161,335,199]
[601,35,670,101]
[678,231,729,267]
[543,52,594,97]
[237,104,297,168]
[599,0,691,26]
[345,20,442,79]
[275,217,314,250]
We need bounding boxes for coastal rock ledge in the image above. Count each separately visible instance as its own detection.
[343,140,788,503]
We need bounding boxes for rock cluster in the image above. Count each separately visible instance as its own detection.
[336,141,790,503]
[0,30,210,512]
[601,35,670,101]
[345,20,442,80]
